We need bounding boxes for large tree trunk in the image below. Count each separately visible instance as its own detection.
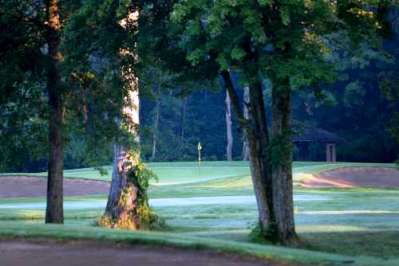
[241,86,250,161]
[221,71,277,239]
[270,81,297,244]
[225,90,233,161]
[45,0,64,224]
[101,9,143,230]
[103,86,141,230]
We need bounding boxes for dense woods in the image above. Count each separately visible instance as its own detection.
[2,40,399,171]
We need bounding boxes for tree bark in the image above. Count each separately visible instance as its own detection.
[103,86,141,230]
[246,77,277,239]
[102,9,142,230]
[241,86,250,161]
[221,70,276,238]
[225,90,233,161]
[45,0,64,224]
[270,80,297,244]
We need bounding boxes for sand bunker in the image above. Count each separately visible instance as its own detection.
[0,176,109,198]
[302,167,399,188]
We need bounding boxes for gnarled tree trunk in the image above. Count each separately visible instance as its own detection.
[225,90,233,161]
[103,86,141,230]
[45,0,64,224]
[102,9,143,230]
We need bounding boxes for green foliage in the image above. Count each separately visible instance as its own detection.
[128,161,162,229]
[0,0,48,171]
[129,162,158,204]
[61,0,141,166]
[97,160,163,230]
[0,0,129,171]
[171,0,390,90]
[1,0,398,172]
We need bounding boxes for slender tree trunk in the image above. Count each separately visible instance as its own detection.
[246,78,277,239]
[241,86,250,161]
[150,87,160,161]
[221,70,276,238]
[180,97,186,146]
[225,90,233,161]
[45,0,64,224]
[270,80,297,244]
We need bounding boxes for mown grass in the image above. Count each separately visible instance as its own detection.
[1,188,399,259]
[1,161,394,183]
[0,222,398,266]
[302,230,399,258]
[1,161,399,264]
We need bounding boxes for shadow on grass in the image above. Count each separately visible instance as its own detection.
[301,230,399,258]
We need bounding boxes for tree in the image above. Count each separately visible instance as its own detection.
[102,8,146,229]
[63,0,159,229]
[225,90,233,160]
[45,0,64,224]
[172,0,388,244]
[104,77,144,229]
[241,86,250,161]
[0,1,48,173]
[1,0,155,227]
[150,86,161,161]
[0,0,68,223]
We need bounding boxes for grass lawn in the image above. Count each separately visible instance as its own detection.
[1,222,398,266]
[1,161,394,183]
[1,161,398,265]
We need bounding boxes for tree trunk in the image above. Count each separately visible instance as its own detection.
[103,86,141,230]
[150,87,160,161]
[179,97,187,147]
[270,81,297,244]
[45,0,64,224]
[221,70,276,238]
[225,90,233,161]
[241,86,250,161]
[102,9,143,230]
[246,78,277,239]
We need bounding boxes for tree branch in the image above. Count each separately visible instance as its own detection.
[220,70,248,129]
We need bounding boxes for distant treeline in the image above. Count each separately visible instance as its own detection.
[1,5,398,173]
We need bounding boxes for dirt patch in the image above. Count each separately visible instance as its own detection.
[0,239,286,266]
[302,167,399,188]
[0,176,109,198]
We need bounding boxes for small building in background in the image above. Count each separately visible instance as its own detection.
[293,127,342,162]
